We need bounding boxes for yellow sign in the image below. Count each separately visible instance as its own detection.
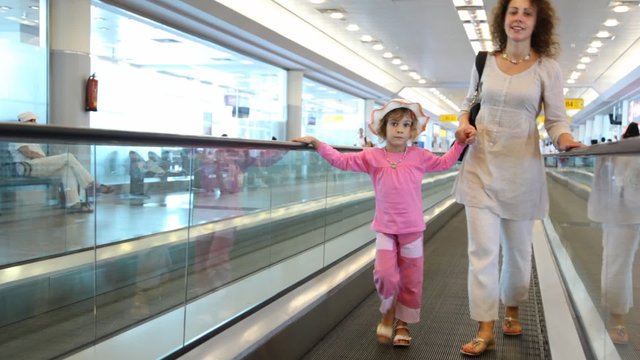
[439,114,458,122]
[537,115,544,124]
[322,114,345,122]
[565,98,584,110]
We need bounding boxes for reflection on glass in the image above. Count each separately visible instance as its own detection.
[587,124,640,347]
[189,147,286,297]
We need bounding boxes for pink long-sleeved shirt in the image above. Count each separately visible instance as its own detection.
[317,141,465,234]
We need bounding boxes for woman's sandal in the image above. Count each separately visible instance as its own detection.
[376,322,393,344]
[393,324,412,347]
[67,202,94,213]
[460,337,496,356]
[502,316,523,336]
[98,184,115,194]
[609,325,629,344]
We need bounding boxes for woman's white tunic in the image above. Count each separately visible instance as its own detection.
[453,55,571,220]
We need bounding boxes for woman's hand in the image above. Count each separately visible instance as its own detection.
[455,124,477,145]
[557,133,584,151]
[292,136,320,148]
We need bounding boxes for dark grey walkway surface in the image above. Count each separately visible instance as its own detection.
[302,207,550,360]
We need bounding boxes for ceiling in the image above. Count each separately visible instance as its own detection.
[3,0,640,127]
[260,0,640,122]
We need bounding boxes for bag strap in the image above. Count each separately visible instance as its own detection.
[474,51,488,90]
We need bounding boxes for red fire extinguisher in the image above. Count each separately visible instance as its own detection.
[85,73,98,111]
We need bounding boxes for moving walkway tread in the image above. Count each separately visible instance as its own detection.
[301,208,551,359]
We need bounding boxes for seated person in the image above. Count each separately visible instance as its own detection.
[10,112,113,213]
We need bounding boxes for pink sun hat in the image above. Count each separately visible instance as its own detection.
[368,99,430,136]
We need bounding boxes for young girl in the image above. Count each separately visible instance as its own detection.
[293,99,471,346]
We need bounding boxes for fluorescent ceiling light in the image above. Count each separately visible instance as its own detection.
[613,5,630,12]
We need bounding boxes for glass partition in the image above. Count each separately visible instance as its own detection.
[544,146,640,360]
[0,126,460,359]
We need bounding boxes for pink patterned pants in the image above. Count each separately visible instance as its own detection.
[373,232,424,323]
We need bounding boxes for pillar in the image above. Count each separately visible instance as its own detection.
[49,0,91,128]
[286,70,303,139]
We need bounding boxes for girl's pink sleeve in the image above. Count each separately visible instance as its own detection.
[316,142,369,172]
[421,141,466,172]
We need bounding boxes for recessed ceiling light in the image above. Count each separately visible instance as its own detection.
[400,65,409,71]
[596,30,611,38]
[590,40,603,48]
[329,11,344,19]
[382,52,393,58]
[567,79,576,84]
[360,35,373,42]
[418,79,426,84]
[613,5,629,12]
[346,24,359,31]
[0,6,12,10]
[576,63,586,70]
[372,43,384,51]
[604,18,619,27]
[309,0,325,4]
[586,47,599,54]
[580,56,592,63]
[391,58,402,65]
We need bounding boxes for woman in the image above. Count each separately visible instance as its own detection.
[453,0,583,355]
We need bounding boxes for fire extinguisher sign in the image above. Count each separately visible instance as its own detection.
[85,73,98,111]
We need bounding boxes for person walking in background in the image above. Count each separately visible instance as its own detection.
[293,99,473,347]
[452,0,583,356]
[588,122,640,344]
[10,112,113,213]
[355,127,374,147]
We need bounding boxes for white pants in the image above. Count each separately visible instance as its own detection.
[466,206,534,321]
[601,223,640,315]
[28,153,94,207]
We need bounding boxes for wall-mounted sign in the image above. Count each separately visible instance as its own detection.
[565,98,584,110]
[439,114,458,122]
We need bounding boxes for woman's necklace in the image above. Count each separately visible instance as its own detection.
[383,147,408,169]
[502,51,531,65]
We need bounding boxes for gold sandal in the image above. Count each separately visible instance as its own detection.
[461,337,496,356]
[393,324,412,347]
[502,316,523,336]
[609,325,629,344]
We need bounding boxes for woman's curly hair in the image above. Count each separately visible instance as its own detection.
[489,0,560,58]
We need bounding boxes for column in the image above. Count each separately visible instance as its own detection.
[49,0,91,128]
[286,70,303,139]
